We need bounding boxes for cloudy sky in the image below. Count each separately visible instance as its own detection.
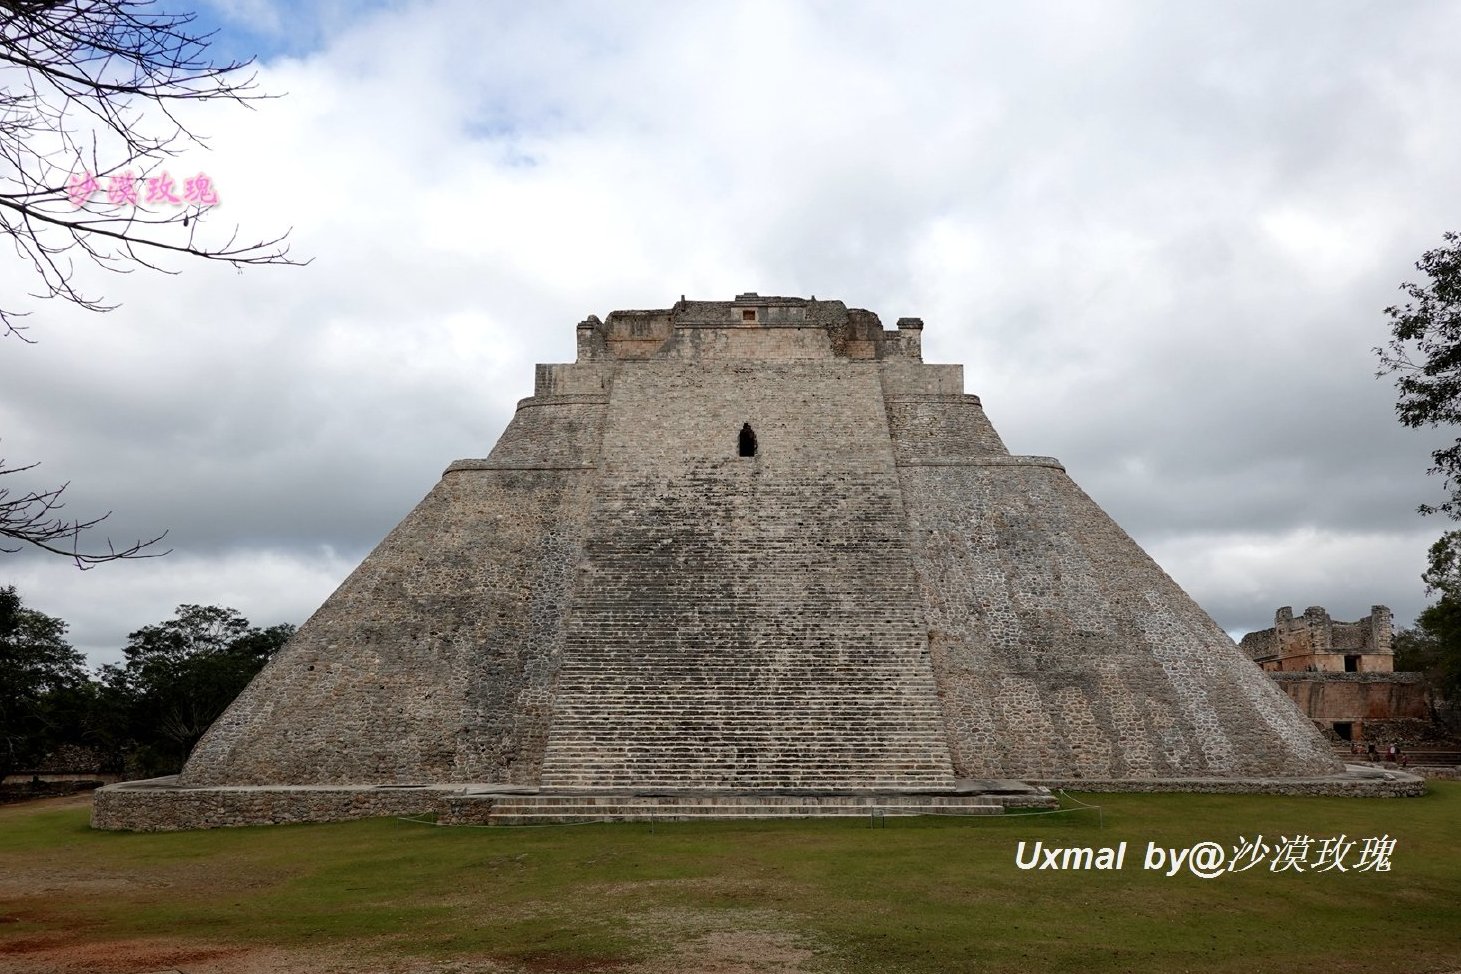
[2,0,1458,667]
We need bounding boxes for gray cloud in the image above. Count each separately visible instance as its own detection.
[3,0,1459,665]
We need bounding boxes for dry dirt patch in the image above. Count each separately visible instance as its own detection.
[0,793,94,817]
[0,932,819,974]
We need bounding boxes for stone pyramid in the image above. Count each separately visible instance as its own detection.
[178,294,1341,794]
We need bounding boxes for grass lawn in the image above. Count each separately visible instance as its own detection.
[1,784,1458,973]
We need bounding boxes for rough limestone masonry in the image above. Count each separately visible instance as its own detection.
[97,295,1415,830]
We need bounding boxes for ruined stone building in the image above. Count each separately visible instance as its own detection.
[1242,605,1426,741]
[1241,605,1394,673]
[99,295,1408,829]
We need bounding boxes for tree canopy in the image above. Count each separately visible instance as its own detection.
[1393,598,1461,707]
[1378,231,1461,712]
[102,604,295,776]
[0,584,89,777]
[0,588,293,780]
[1377,230,1461,592]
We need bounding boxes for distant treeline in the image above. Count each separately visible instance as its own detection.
[0,586,293,781]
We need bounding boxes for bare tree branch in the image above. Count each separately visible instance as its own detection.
[1,455,169,567]
[2,2,302,566]
[1,0,307,333]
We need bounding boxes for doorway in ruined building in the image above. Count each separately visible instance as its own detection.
[1333,721,1354,742]
[1344,654,1361,672]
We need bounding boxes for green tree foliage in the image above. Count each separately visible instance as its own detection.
[1393,596,1461,709]
[102,604,294,776]
[1378,230,1461,591]
[2,593,292,781]
[1379,231,1461,706]
[0,584,91,777]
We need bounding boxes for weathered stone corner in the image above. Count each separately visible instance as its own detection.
[99,296,1366,830]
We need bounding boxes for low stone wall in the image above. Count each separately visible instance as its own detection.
[94,782,1055,830]
[1035,769,1425,798]
[1269,672,1428,722]
[92,779,446,831]
[439,791,1053,825]
[1411,766,1460,781]
[93,769,1428,831]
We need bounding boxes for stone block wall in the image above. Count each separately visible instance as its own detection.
[884,394,1008,462]
[167,294,1347,813]
[897,458,1341,780]
[1271,672,1429,725]
[180,394,604,786]
[538,361,956,791]
[478,394,607,467]
[93,782,443,831]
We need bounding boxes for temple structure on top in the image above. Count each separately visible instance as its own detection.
[98,295,1393,830]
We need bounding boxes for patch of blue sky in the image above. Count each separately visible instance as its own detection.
[461,120,540,169]
[185,0,398,65]
[461,117,520,141]
[497,146,539,168]
[460,107,570,168]
[182,1,302,65]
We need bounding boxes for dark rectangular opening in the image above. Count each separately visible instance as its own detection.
[1344,654,1360,673]
[738,423,757,457]
[1333,721,1353,741]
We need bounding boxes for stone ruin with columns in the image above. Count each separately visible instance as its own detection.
[94,294,1419,829]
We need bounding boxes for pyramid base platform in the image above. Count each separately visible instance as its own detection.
[90,779,1053,830]
[1033,764,1425,798]
[90,767,1423,831]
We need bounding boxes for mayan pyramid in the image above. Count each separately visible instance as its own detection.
[177,294,1341,798]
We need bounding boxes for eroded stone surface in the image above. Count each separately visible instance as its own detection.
[113,294,1347,828]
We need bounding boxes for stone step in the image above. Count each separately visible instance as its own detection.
[538,766,952,773]
[551,703,944,710]
[540,753,949,761]
[542,740,950,749]
[540,778,952,784]
[440,793,1021,825]
[553,672,937,679]
[539,771,954,777]
[504,794,1006,806]
[540,752,951,760]
[486,808,993,825]
[554,661,936,668]
[539,761,954,772]
[547,705,945,711]
[547,718,946,723]
[549,687,945,694]
[544,710,948,719]
[544,423,958,792]
[539,779,957,790]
